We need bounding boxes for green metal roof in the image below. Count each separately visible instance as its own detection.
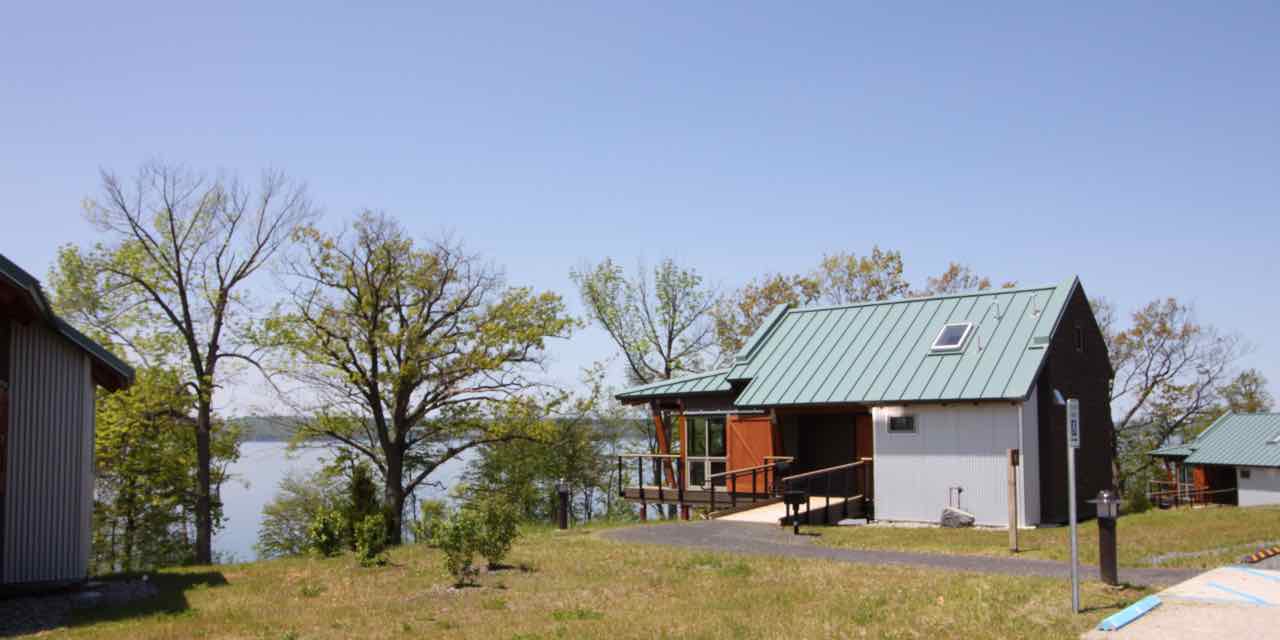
[1150,444,1195,458]
[1151,413,1280,468]
[0,253,135,389]
[727,277,1079,406]
[615,368,732,401]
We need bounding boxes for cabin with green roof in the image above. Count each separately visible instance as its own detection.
[1149,413,1280,508]
[615,277,1114,528]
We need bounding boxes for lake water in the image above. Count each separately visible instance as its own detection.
[215,441,468,562]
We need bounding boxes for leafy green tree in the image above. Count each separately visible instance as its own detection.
[913,262,1016,297]
[462,371,636,523]
[256,467,344,559]
[267,212,572,543]
[1218,368,1274,415]
[815,247,910,305]
[711,273,821,358]
[571,258,717,385]
[54,163,316,563]
[714,252,1009,362]
[91,366,240,571]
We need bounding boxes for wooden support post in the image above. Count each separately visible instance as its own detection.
[1008,448,1020,552]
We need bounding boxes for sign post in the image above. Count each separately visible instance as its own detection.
[1066,398,1081,614]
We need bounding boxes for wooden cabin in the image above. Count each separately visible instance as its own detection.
[615,277,1115,527]
[1,254,134,590]
[1149,413,1280,508]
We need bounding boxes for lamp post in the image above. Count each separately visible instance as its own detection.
[556,479,570,530]
[1091,490,1121,585]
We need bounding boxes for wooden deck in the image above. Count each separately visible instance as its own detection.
[621,485,775,508]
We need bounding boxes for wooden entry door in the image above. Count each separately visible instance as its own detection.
[726,414,775,493]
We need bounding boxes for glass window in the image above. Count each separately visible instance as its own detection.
[689,462,706,487]
[685,415,728,488]
[689,418,707,456]
[707,416,726,457]
[931,322,974,352]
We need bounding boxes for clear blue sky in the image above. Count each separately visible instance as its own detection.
[3,3,1278,408]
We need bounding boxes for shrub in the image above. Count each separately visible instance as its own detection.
[411,499,448,545]
[475,498,519,569]
[434,508,482,586]
[306,507,346,557]
[355,513,389,567]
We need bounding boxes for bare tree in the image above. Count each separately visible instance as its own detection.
[570,258,717,385]
[1100,297,1243,492]
[58,163,317,563]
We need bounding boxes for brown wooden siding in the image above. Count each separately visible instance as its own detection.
[1036,285,1114,523]
[725,414,776,492]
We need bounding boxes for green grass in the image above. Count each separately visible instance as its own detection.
[46,526,1146,639]
[816,504,1280,568]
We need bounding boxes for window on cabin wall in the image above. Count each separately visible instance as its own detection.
[686,415,726,488]
[887,415,917,434]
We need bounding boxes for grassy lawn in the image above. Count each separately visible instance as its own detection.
[816,505,1280,569]
[47,524,1145,639]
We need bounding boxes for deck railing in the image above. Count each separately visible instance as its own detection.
[1146,480,1236,508]
[616,453,684,516]
[705,457,794,512]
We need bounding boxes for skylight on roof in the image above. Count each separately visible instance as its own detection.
[931,322,975,353]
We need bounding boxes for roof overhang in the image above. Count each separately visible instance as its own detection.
[0,254,134,391]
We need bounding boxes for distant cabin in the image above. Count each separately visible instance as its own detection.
[1,254,134,590]
[1150,413,1280,508]
[615,277,1114,527]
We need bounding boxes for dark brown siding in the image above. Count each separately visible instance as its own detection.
[1037,284,1115,523]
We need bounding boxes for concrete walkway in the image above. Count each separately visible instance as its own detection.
[604,520,1198,586]
[1083,565,1280,638]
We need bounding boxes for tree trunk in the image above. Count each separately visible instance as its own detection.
[383,449,406,545]
[194,400,213,564]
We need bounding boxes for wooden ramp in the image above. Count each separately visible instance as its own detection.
[716,496,865,524]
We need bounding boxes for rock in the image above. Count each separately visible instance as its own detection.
[940,507,975,528]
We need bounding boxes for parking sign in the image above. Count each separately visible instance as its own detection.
[1067,399,1080,448]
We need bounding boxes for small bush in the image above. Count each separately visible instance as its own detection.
[355,513,389,567]
[434,509,483,585]
[306,507,346,557]
[298,583,325,598]
[412,499,448,546]
[475,498,520,569]
[1123,489,1151,515]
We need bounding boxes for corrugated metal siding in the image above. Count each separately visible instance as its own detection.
[730,279,1076,407]
[871,402,1024,526]
[3,321,94,585]
[1237,467,1280,507]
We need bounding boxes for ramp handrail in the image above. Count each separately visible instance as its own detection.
[780,458,873,526]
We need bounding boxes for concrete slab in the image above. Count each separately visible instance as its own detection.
[1084,566,1280,638]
